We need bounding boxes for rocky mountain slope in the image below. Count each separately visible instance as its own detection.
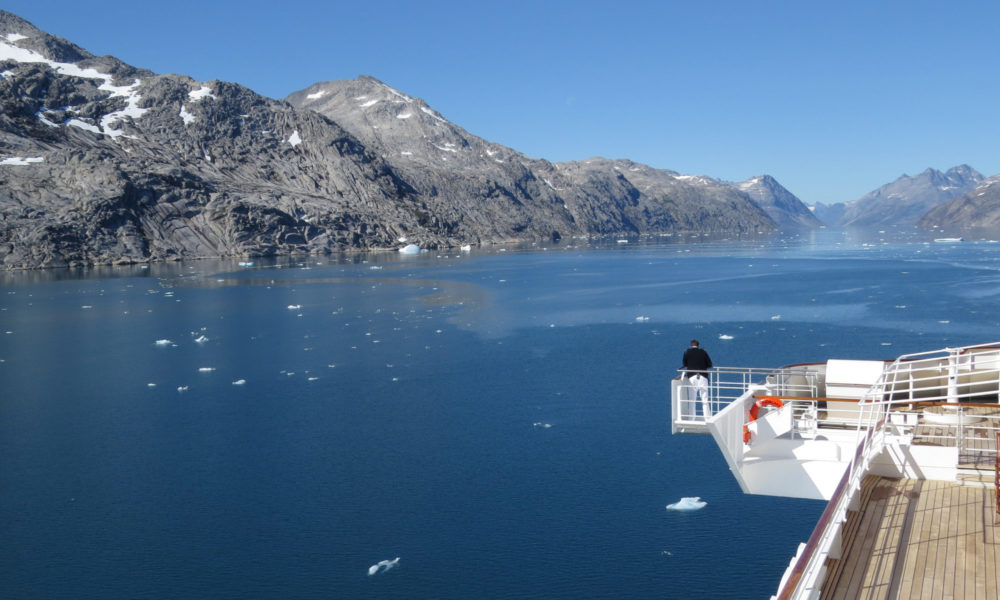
[736,175,822,228]
[917,176,1000,231]
[1,11,814,270]
[812,165,983,228]
[287,77,804,238]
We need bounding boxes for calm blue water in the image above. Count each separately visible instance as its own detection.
[3,231,1000,599]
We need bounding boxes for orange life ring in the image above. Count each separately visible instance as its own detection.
[743,396,784,444]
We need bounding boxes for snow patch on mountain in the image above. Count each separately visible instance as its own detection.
[1,37,147,137]
[420,106,446,123]
[188,86,216,101]
[1,156,44,165]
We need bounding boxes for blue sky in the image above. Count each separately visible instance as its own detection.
[5,0,999,205]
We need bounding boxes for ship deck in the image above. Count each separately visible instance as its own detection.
[820,476,1000,599]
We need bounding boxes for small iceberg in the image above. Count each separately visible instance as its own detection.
[666,497,706,511]
[155,339,172,346]
[368,557,399,576]
[287,304,302,310]
[635,316,650,322]
[194,335,209,344]
[232,379,246,385]
[533,422,553,428]
[198,367,215,372]
[399,244,420,254]
[718,334,734,340]
[460,244,472,252]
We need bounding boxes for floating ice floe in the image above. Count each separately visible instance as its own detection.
[147,383,156,388]
[287,304,302,310]
[460,245,472,252]
[770,315,782,321]
[718,334,734,340]
[238,261,254,267]
[198,367,215,372]
[533,422,553,429]
[232,379,246,385]
[194,335,209,343]
[368,557,399,576]
[155,339,172,346]
[398,244,420,254]
[666,497,706,511]
[635,316,650,322]
[177,386,189,392]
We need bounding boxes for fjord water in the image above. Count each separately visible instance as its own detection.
[2,232,999,599]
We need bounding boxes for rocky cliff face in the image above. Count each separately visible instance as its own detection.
[0,12,439,269]
[1,11,813,270]
[917,176,1000,231]
[819,165,984,228]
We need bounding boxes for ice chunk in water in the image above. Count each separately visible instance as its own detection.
[368,557,399,576]
[666,497,706,511]
[398,244,420,254]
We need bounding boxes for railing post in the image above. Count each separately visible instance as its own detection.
[947,348,959,404]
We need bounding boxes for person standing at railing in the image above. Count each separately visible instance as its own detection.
[683,339,713,419]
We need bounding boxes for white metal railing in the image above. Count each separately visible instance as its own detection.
[672,365,821,427]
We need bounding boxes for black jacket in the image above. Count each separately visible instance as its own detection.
[682,347,712,377]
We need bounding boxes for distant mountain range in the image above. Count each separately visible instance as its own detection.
[811,165,985,229]
[0,10,995,270]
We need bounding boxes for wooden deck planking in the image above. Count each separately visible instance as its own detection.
[821,478,1000,599]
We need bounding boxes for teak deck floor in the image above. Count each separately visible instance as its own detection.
[821,476,1000,599]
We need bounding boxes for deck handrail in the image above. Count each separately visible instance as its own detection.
[776,341,1000,599]
[775,417,885,600]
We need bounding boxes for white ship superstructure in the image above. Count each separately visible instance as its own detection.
[671,342,1000,599]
